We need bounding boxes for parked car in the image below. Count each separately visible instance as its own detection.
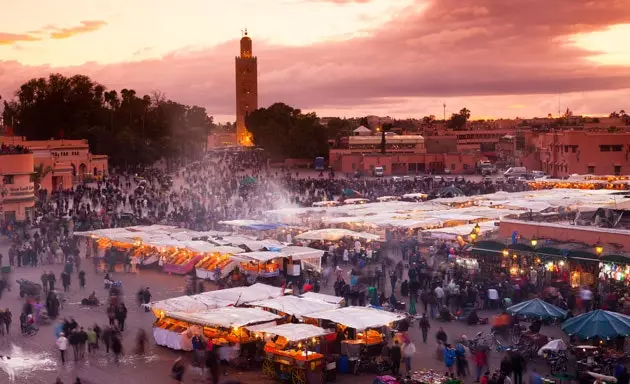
[455,176,465,183]
[392,176,402,182]
[433,176,443,182]
[402,176,412,181]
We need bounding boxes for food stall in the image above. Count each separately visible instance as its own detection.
[304,307,405,372]
[258,323,329,384]
[194,245,244,280]
[153,306,281,351]
[249,295,339,320]
[230,251,285,278]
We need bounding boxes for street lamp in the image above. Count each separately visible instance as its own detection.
[531,237,538,247]
[473,223,481,234]
[469,232,477,241]
[502,249,509,257]
[595,243,603,256]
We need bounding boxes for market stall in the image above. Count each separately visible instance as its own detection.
[194,245,244,280]
[258,323,329,384]
[230,251,285,278]
[249,295,339,319]
[305,307,405,369]
[153,306,281,351]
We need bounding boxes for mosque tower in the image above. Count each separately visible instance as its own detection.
[235,29,258,146]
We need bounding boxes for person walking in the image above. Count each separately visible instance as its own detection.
[390,340,402,376]
[511,350,525,384]
[107,304,116,327]
[78,270,86,291]
[171,357,185,382]
[402,339,416,374]
[419,313,430,343]
[3,308,11,335]
[87,327,97,353]
[77,327,88,359]
[444,344,456,374]
[475,348,489,382]
[56,332,68,364]
[115,303,127,331]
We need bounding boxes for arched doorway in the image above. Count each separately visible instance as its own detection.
[79,163,87,177]
[71,164,76,176]
[93,167,98,177]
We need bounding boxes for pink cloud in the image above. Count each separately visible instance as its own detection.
[1,0,630,120]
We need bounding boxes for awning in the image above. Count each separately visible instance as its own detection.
[306,306,405,330]
[254,323,330,342]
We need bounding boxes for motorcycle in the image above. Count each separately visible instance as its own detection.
[544,350,568,373]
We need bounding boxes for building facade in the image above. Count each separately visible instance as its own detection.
[0,136,108,192]
[329,134,484,175]
[532,131,630,177]
[0,148,36,222]
[235,30,258,146]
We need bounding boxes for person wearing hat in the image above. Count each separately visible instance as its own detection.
[56,332,69,364]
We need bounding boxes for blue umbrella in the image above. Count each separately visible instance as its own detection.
[506,298,567,320]
[562,310,630,340]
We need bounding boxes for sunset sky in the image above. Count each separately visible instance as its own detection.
[1,0,630,123]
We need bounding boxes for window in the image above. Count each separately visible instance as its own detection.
[571,146,577,153]
[351,163,356,170]
[587,166,595,174]
[564,145,568,153]
[451,164,456,170]
[3,175,14,184]
[463,164,470,170]
[615,166,621,176]
[612,145,623,152]
[600,145,611,152]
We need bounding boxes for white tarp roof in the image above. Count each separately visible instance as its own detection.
[151,283,284,314]
[295,228,379,241]
[249,295,338,316]
[254,323,330,342]
[232,251,283,263]
[266,189,622,229]
[300,292,345,305]
[219,220,266,227]
[307,306,406,329]
[423,221,497,239]
[280,246,325,260]
[168,307,281,328]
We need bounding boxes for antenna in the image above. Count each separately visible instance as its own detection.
[558,92,561,117]
[443,103,446,121]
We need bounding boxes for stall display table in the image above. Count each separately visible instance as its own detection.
[152,327,192,351]
[262,349,325,384]
[163,255,203,275]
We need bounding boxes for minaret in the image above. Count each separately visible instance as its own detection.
[235,29,258,146]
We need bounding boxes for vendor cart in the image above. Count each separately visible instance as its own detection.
[259,323,329,384]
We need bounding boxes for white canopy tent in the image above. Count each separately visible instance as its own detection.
[253,323,330,341]
[151,283,284,316]
[231,251,282,263]
[248,295,338,317]
[300,292,345,305]
[295,228,379,241]
[167,307,281,328]
[307,306,406,330]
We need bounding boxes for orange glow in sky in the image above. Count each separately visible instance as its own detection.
[0,0,414,66]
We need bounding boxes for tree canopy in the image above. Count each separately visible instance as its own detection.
[245,102,328,160]
[447,107,471,130]
[2,73,213,167]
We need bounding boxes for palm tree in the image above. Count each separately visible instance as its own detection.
[33,163,53,191]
